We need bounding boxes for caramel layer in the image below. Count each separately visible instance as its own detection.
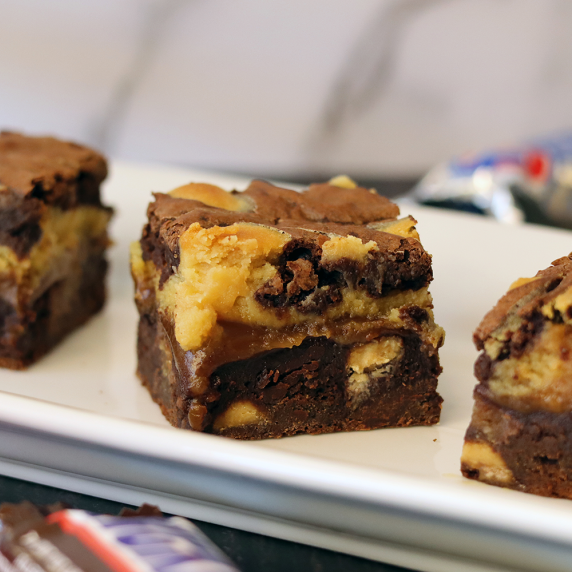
[161,313,436,397]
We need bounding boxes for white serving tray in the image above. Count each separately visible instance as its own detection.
[1,161,572,572]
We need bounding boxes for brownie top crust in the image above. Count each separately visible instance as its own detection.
[241,179,400,224]
[146,179,400,231]
[0,131,108,208]
[141,179,428,288]
[474,254,572,352]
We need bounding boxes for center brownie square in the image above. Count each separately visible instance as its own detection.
[131,178,444,439]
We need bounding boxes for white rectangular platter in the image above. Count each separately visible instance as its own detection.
[1,161,572,572]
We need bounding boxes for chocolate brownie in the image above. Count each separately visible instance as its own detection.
[462,254,572,497]
[0,132,112,369]
[131,177,444,439]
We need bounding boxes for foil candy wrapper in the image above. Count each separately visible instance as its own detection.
[0,504,239,572]
[408,133,572,228]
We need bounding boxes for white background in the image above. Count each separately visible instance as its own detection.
[1,0,572,177]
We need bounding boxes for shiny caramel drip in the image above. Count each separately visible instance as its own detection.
[160,314,411,399]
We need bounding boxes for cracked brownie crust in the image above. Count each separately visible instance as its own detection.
[132,178,444,439]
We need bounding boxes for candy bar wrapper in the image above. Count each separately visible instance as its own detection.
[409,132,572,228]
[0,504,239,572]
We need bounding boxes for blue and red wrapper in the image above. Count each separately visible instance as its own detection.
[0,503,239,572]
[411,132,572,228]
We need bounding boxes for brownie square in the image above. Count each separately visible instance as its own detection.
[131,178,444,438]
[0,132,112,369]
[462,254,572,498]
